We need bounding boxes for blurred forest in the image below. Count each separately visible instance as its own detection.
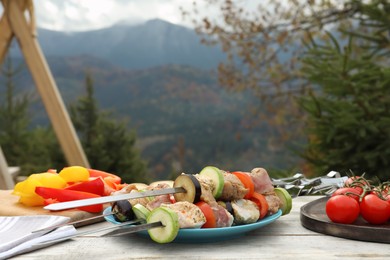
[1,0,389,182]
[182,0,390,181]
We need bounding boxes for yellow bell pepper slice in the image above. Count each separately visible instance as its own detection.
[12,172,67,206]
[59,166,90,183]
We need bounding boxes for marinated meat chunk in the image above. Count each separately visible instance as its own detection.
[219,172,248,201]
[162,201,206,228]
[212,204,234,228]
[264,191,281,215]
[194,174,217,207]
[121,183,173,210]
[232,199,260,225]
[111,183,139,195]
[126,190,151,207]
[249,168,274,194]
[146,193,172,211]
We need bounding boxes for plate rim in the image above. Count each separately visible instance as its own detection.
[300,196,390,244]
[104,206,281,238]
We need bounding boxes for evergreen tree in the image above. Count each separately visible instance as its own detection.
[185,0,389,177]
[70,73,150,183]
[298,2,390,181]
[0,55,30,168]
[0,55,66,175]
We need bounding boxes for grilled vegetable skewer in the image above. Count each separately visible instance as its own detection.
[112,166,284,227]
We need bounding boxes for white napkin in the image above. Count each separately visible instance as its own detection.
[0,215,77,259]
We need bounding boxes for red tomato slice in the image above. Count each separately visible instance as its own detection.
[250,192,269,219]
[195,201,217,228]
[232,171,255,199]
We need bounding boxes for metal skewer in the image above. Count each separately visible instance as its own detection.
[102,221,163,237]
[32,211,115,233]
[34,200,135,234]
[44,187,186,211]
[36,218,148,246]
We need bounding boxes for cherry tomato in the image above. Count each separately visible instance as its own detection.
[344,176,368,194]
[326,195,360,224]
[332,187,361,203]
[359,194,390,225]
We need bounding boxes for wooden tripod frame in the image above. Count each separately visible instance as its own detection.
[0,0,90,188]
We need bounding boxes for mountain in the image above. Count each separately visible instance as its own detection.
[5,54,295,180]
[11,19,225,70]
[4,19,298,179]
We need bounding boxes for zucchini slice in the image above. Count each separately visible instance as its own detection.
[274,187,292,215]
[147,207,179,243]
[132,203,151,220]
[173,174,201,203]
[199,166,224,199]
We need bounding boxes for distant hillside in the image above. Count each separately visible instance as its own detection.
[10,19,225,70]
[3,19,300,179]
[4,55,295,179]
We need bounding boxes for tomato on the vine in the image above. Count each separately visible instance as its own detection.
[359,194,390,225]
[344,176,369,194]
[326,195,360,224]
[332,187,361,203]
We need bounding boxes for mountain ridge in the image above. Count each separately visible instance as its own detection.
[10,19,225,70]
[3,19,297,179]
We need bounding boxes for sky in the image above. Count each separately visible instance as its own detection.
[30,0,262,32]
[32,0,207,32]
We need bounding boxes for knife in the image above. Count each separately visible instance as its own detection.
[44,187,186,211]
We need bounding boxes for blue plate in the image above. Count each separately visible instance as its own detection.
[104,207,282,243]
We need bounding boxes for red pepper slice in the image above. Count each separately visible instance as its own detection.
[88,169,121,184]
[35,187,103,213]
[65,177,105,196]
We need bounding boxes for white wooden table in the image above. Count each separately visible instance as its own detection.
[14,196,390,260]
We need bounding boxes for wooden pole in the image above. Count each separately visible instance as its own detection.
[0,0,90,168]
[0,0,15,64]
[0,146,14,189]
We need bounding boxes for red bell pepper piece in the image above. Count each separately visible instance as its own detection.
[88,169,122,185]
[65,177,105,196]
[88,168,125,192]
[43,198,59,205]
[35,187,103,213]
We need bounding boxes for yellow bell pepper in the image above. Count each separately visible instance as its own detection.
[12,172,67,206]
[59,166,90,183]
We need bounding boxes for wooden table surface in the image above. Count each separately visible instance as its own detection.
[14,196,390,260]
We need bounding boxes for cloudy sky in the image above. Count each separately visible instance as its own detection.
[32,0,210,32]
